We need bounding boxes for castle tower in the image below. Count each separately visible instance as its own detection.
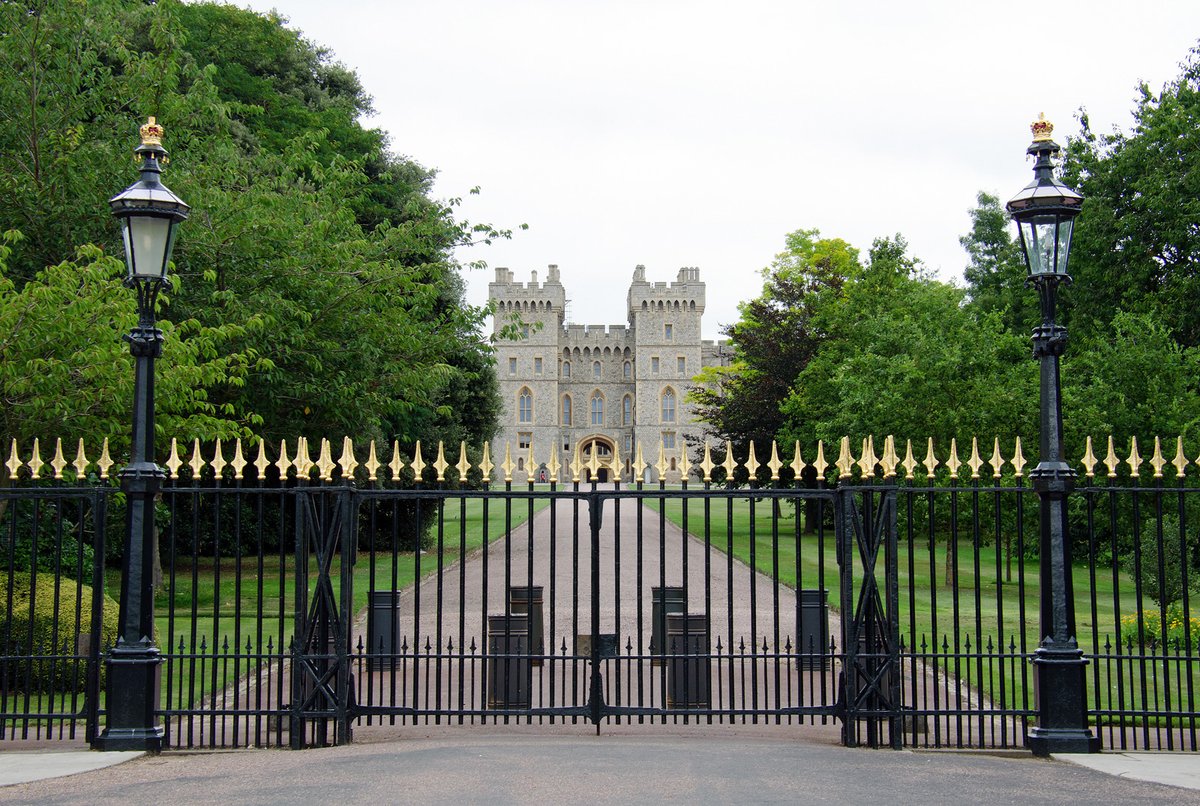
[489,266,566,479]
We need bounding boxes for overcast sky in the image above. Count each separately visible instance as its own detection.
[238,0,1198,340]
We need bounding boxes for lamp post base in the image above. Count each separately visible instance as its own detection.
[92,640,164,752]
[1027,644,1100,756]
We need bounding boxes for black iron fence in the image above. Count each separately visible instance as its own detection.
[1,436,1197,751]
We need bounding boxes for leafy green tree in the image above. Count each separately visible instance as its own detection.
[0,0,504,465]
[1061,42,1200,347]
[690,228,859,464]
[960,191,1035,336]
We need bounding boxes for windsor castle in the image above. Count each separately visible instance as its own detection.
[489,264,731,483]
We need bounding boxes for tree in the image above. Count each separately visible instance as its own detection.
[1061,42,1200,347]
[960,191,1035,336]
[0,0,505,462]
[690,228,858,465]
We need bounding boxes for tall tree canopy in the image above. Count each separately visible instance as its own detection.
[0,0,503,458]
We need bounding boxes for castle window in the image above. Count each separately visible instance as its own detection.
[562,361,571,378]
[522,325,530,339]
[518,387,533,423]
[593,361,601,379]
[623,395,632,425]
[591,392,604,426]
[661,389,675,423]
[517,457,525,471]
[664,323,673,340]
[623,361,631,379]
[651,357,659,375]
[509,357,517,375]
[663,431,676,450]
[677,356,686,374]
[625,435,632,453]
[562,394,572,425]
[519,432,532,450]
[535,357,543,375]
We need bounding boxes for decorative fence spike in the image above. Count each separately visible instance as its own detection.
[1103,435,1118,478]
[546,445,560,482]
[768,441,782,481]
[212,439,228,480]
[340,436,358,480]
[276,439,292,479]
[677,440,691,481]
[165,438,183,480]
[254,439,270,481]
[655,440,670,480]
[814,440,829,479]
[527,443,538,483]
[634,442,648,483]
[569,442,582,483]
[98,438,113,480]
[501,442,515,483]
[296,437,314,479]
[433,441,449,482]
[700,441,714,483]
[364,440,380,482]
[389,440,404,481]
[589,440,604,479]
[479,442,493,481]
[836,436,853,479]
[1127,436,1143,478]
[721,440,737,482]
[1011,437,1026,478]
[858,436,878,479]
[50,438,67,479]
[610,441,622,481]
[967,437,983,479]
[923,438,938,479]
[231,439,247,480]
[790,441,805,479]
[745,441,760,479]
[316,438,335,481]
[1081,436,1098,478]
[189,438,205,480]
[6,439,20,480]
[28,438,42,480]
[881,435,898,479]
[456,442,471,481]
[1172,436,1188,479]
[404,440,423,482]
[72,438,89,479]
[989,437,1005,479]
[1150,436,1166,479]
[901,439,917,480]
[945,438,962,479]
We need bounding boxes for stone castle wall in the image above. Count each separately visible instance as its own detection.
[490,264,730,483]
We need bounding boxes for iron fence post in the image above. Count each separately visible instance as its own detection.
[1027,278,1100,755]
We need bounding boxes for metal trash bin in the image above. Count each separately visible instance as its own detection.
[367,590,401,671]
[666,613,709,708]
[650,586,686,665]
[508,585,544,666]
[487,614,530,708]
[798,588,829,670]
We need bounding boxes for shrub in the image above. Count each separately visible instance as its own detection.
[1120,603,1200,652]
[0,571,119,693]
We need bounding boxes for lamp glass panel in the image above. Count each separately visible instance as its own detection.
[1020,214,1061,276]
[1053,218,1074,275]
[126,215,172,279]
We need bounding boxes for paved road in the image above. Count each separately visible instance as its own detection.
[3,735,1197,805]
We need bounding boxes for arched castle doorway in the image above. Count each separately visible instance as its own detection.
[578,435,615,482]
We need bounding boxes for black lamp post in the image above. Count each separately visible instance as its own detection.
[94,118,189,751]
[1006,114,1099,755]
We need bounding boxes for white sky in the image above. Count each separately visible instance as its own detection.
[238,0,1198,339]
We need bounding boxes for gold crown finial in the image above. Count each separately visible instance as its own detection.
[1031,113,1053,143]
[140,116,163,147]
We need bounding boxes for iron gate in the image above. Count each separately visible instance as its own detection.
[289,483,901,745]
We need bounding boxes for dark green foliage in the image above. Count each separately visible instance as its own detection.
[0,570,119,692]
